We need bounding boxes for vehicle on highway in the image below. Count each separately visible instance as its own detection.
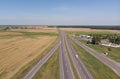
[75,54,78,58]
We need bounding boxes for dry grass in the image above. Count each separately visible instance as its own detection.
[0,28,57,79]
[0,31,22,36]
[61,28,120,33]
[10,27,58,33]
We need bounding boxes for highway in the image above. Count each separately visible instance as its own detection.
[59,31,75,79]
[64,32,94,79]
[23,30,96,79]
[73,38,120,76]
[23,40,60,79]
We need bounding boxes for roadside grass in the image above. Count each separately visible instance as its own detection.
[11,37,58,79]
[77,38,87,43]
[77,38,120,62]
[88,44,120,62]
[70,38,120,79]
[64,39,80,79]
[68,30,120,62]
[32,48,60,79]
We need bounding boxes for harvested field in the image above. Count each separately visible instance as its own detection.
[10,27,58,33]
[0,28,58,39]
[0,31,22,36]
[0,36,57,79]
[0,28,58,79]
[61,28,120,33]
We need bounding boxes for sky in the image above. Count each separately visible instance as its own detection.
[0,0,120,25]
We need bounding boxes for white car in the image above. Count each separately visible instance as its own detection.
[75,54,78,58]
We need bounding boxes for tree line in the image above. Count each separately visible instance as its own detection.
[91,34,120,45]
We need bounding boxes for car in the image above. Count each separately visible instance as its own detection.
[75,54,78,58]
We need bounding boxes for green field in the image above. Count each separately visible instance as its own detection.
[70,38,120,79]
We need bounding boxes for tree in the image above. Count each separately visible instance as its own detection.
[108,34,120,44]
[3,27,10,31]
[108,47,111,51]
[91,34,101,45]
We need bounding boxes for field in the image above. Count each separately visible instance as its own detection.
[10,28,58,33]
[62,28,120,33]
[0,27,58,79]
[63,28,120,62]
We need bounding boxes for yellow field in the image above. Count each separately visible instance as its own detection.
[0,28,58,79]
[61,28,120,33]
[10,27,58,33]
[0,31,22,35]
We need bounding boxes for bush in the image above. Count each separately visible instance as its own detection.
[107,47,111,51]
[91,34,101,45]
[86,41,91,44]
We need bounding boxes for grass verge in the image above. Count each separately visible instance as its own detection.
[70,38,120,79]
[32,48,60,79]
[77,38,120,62]
[11,37,58,79]
[88,44,120,62]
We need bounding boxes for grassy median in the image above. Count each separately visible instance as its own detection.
[32,48,60,79]
[70,38,120,79]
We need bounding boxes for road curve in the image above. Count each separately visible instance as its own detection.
[73,38,120,76]
[64,33,94,79]
[59,31,75,79]
[23,40,60,79]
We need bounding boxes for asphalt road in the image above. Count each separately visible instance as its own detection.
[23,30,120,79]
[59,31,75,79]
[73,38,120,76]
[23,40,60,79]
[64,33,94,79]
